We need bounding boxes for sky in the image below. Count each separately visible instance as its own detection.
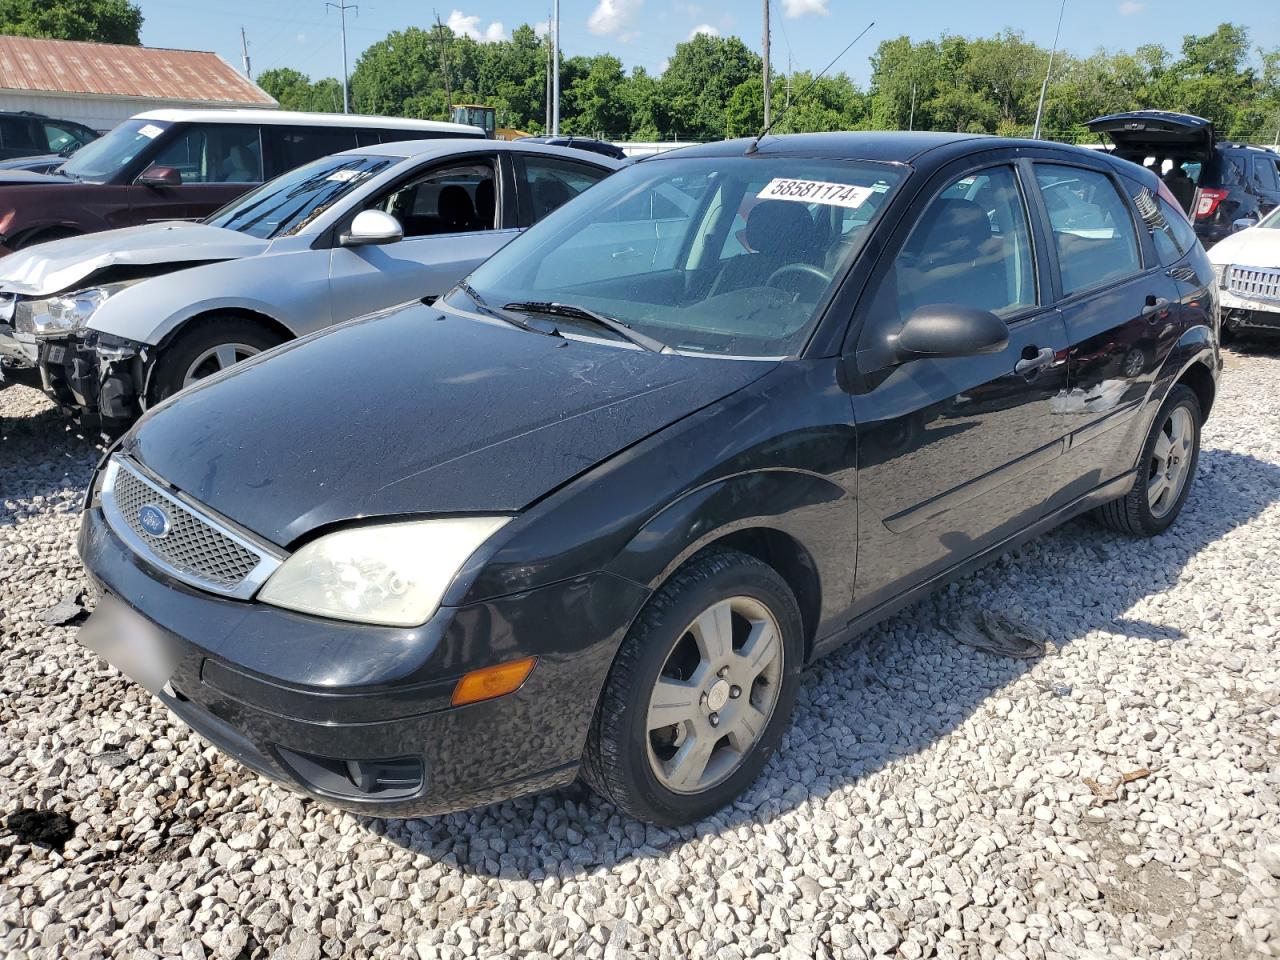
[138,0,1280,89]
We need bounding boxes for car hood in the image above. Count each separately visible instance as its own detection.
[1206,227,1280,267]
[124,301,775,546]
[0,169,70,186]
[0,221,268,297]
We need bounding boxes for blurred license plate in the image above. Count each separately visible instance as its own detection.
[79,594,178,696]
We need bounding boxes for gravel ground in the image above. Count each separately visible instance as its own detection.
[1,349,1279,960]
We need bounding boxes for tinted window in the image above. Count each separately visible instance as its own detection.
[1251,156,1280,193]
[375,127,454,145]
[0,117,41,152]
[268,127,358,174]
[1035,164,1141,296]
[518,156,609,221]
[205,153,393,239]
[869,165,1036,327]
[456,156,904,357]
[61,118,170,181]
[369,160,498,237]
[151,124,263,183]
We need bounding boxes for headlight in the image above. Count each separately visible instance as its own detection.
[257,517,511,627]
[14,281,139,338]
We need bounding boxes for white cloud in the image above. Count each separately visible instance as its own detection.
[534,20,550,36]
[782,0,829,17]
[296,32,307,44]
[688,23,719,39]
[588,0,643,36]
[1118,1,1144,13]
[446,9,510,43]
[658,58,670,74]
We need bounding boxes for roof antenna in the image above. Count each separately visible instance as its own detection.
[747,21,875,155]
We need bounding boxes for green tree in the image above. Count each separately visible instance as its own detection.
[565,55,629,137]
[0,0,142,44]
[658,34,761,139]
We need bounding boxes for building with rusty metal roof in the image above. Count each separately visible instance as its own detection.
[0,35,276,133]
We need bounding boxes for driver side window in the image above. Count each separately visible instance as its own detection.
[870,165,1037,326]
[369,160,498,239]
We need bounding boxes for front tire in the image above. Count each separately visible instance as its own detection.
[583,549,803,825]
[1094,384,1201,537]
[146,316,285,406]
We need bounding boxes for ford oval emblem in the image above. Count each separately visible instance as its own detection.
[137,503,171,538]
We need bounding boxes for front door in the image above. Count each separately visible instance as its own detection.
[328,154,517,320]
[850,160,1072,614]
[127,123,263,225]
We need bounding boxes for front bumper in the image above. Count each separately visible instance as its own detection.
[38,331,147,433]
[1220,290,1280,334]
[77,504,649,817]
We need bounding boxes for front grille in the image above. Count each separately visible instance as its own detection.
[100,457,283,599]
[1228,265,1280,303]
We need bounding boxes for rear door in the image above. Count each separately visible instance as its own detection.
[128,123,263,224]
[327,151,516,320]
[1248,153,1280,220]
[1029,160,1181,488]
[849,158,1073,613]
[263,126,359,179]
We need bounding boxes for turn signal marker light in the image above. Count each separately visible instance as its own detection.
[451,657,536,707]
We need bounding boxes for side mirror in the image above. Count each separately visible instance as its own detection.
[340,209,404,247]
[136,165,182,188]
[1232,217,1257,234]
[893,304,1010,363]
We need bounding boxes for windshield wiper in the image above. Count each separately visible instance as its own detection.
[454,283,560,338]
[503,301,668,353]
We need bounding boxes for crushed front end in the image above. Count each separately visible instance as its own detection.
[39,330,149,433]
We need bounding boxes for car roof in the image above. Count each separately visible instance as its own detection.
[130,108,481,135]
[336,137,625,168]
[649,131,1148,169]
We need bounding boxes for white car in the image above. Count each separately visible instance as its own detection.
[1207,206,1280,338]
[0,139,618,428]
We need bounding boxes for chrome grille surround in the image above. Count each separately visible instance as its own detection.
[99,456,284,599]
[1228,265,1280,303]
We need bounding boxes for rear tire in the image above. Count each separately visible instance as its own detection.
[147,316,285,406]
[583,549,803,825]
[1094,384,1201,537]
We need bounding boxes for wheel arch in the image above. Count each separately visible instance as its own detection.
[605,469,854,661]
[154,306,295,352]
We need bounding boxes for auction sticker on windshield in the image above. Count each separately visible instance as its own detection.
[138,124,164,139]
[758,178,874,209]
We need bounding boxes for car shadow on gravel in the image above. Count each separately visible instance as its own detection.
[370,446,1280,877]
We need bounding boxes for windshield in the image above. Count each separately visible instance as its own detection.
[1259,204,1280,229]
[61,119,170,182]
[205,154,394,239]
[452,155,904,357]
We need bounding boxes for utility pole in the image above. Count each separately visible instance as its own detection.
[240,26,251,78]
[326,0,357,114]
[908,81,916,131]
[1033,0,1066,140]
[544,13,552,131]
[433,11,454,118]
[552,0,561,134]
[762,0,771,129]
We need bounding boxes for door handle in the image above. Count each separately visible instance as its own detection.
[611,247,643,261]
[1142,295,1171,318]
[1014,346,1055,376]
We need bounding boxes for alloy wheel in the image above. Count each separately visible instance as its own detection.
[1147,406,1194,518]
[646,596,784,794]
[182,342,262,388]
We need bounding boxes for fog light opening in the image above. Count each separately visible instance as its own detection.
[451,656,536,707]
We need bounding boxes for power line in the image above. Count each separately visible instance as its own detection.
[325,0,358,114]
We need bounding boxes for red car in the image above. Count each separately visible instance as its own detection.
[0,109,483,254]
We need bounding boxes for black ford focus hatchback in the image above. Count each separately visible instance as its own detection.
[76,132,1220,825]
